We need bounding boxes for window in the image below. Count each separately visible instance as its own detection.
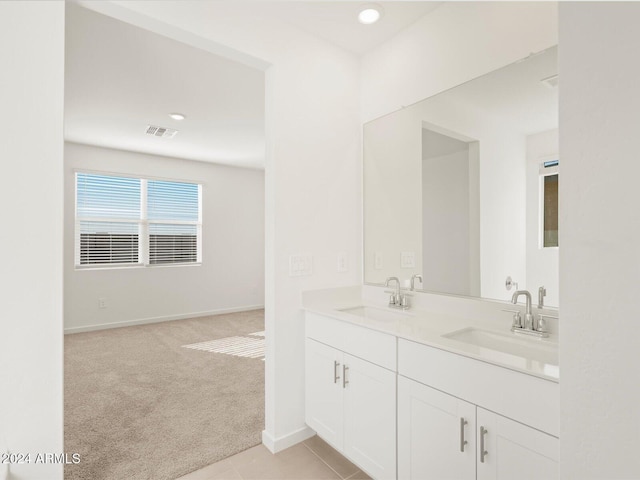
[76,173,201,267]
[540,160,558,248]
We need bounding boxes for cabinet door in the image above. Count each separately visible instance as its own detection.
[477,408,558,480]
[398,376,476,480]
[305,338,344,450]
[343,353,397,480]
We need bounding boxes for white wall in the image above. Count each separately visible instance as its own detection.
[361,1,558,123]
[422,148,471,296]
[0,2,64,479]
[526,129,559,307]
[81,1,362,450]
[560,3,640,477]
[64,142,265,332]
[363,107,423,286]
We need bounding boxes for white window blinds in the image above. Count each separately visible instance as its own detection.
[75,173,201,267]
[76,174,141,265]
[147,180,200,265]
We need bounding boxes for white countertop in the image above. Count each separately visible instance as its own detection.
[302,289,559,383]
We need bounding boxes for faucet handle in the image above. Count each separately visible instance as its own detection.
[386,293,397,306]
[536,313,558,332]
[400,294,410,308]
[502,309,522,328]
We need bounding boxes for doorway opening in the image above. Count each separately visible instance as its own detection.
[63,5,266,479]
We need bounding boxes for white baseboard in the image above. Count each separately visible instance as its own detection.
[262,426,316,454]
[64,305,265,334]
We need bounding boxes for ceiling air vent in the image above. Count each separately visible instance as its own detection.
[146,125,178,138]
[540,74,558,89]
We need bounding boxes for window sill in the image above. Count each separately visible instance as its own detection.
[74,262,202,271]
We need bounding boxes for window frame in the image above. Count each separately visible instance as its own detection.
[74,170,203,270]
[538,159,559,250]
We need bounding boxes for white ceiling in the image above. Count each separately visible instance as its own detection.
[65,4,266,169]
[65,2,441,168]
[244,2,443,55]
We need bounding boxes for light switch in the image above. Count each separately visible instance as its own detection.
[337,252,348,273]
[400,251,415,268]
[374,251,383,270]
[289,254,313,276]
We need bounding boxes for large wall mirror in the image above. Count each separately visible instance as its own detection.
[364,46,558,307]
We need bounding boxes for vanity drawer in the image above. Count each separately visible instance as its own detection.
[306,312,344,347]
[306,312,396,371]
[398,338,559,437]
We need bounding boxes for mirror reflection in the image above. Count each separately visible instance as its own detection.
[363,46,558,307]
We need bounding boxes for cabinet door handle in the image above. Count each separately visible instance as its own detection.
[480,426,488,463]
[334,360,340,384]
[460,417,468,452]
[342,365,349,388]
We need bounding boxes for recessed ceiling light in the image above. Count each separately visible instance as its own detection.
[358,4,383,25]
[169,113,186,121]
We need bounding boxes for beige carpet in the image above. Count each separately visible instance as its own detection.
[64,310,265,480]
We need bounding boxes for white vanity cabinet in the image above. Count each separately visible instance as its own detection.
[476,408,558,480]
[398,375,476,479]
[343,353,396,478]
[305,338,344,449]
[305,313,397,480]
[304,310,559,480]
[398,376,559,480]
[398,338,559,480]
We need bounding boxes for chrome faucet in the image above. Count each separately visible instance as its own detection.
[410,274,423,291]
[510,289,548,337]
[385,276,400,305]
[384,276,409,309]
[511,290,534,329]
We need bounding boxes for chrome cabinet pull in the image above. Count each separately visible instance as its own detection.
[343,365,349,388]
[333,360,340,384]
[460,418,468,452]
[480,426,488,463]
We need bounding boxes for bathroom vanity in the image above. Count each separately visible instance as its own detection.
[303,287,559,480]
[305,44,561,479]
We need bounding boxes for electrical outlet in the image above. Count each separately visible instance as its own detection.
[98,298,108,309]
[337,252,348,273]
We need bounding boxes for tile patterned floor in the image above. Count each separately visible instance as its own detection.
[176,436,372,480]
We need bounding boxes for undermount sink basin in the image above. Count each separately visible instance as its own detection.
[339,305,411,322]
[443,327,559,371]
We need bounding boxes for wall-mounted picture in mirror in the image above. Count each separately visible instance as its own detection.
[363,46,558,307]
